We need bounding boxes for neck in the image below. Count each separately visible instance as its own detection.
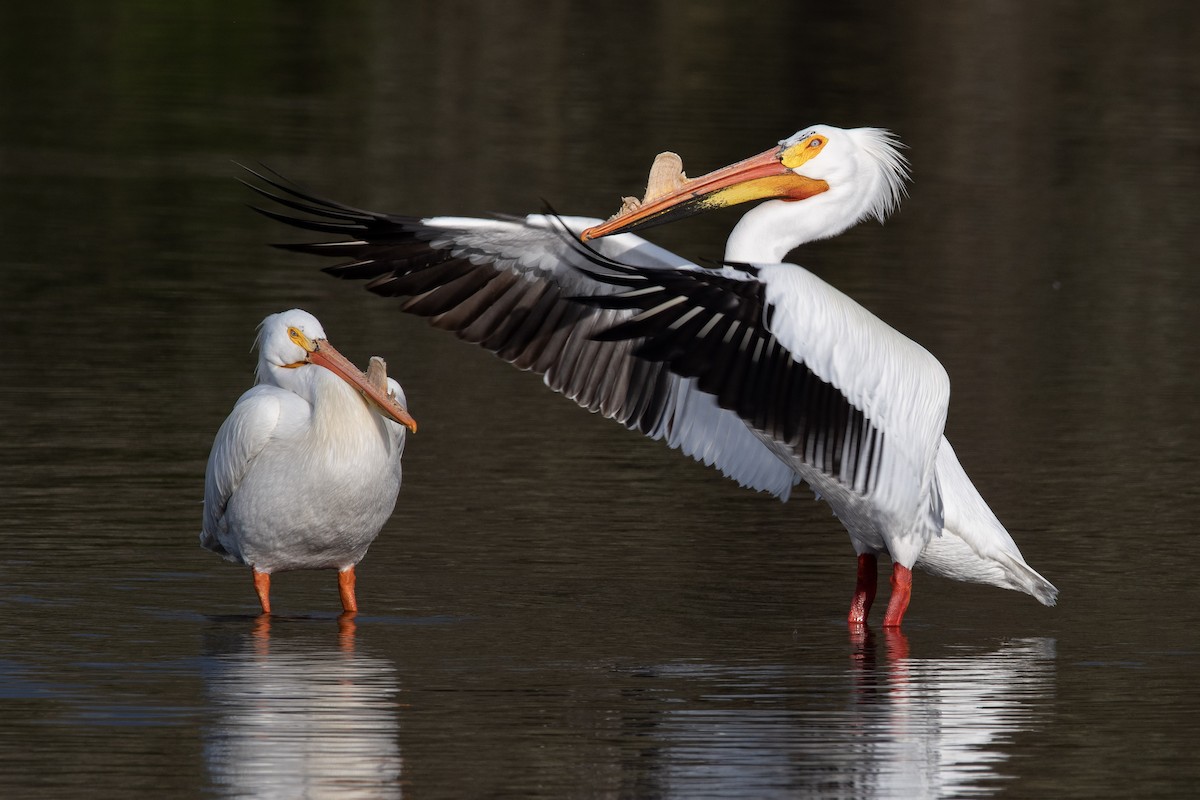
[310,372,391,456]
[263,362,385,447]
[722,193,863,264]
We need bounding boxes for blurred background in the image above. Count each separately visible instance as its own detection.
[1,2,1198,797]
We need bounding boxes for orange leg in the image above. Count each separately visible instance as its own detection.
[848,553,878,625]
[882,563,913,628]
[252,569,272,614]
[338,567,358,614]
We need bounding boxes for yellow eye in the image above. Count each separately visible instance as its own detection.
[808,136,824,149]
[288,327,302,341]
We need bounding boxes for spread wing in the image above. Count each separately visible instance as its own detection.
[243,169,801,499]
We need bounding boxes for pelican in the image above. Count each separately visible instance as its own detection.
[243,124,1056,627]
[201,309,417,614]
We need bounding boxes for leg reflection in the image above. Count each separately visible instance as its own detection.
[338,611,357,651]
[252,614,271,656]
[883,627,909,661]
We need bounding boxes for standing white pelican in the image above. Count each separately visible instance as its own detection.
[201,309,418,614]
[242,124,1056,627]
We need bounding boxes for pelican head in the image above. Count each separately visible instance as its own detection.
[582,125,910,263]
[256,309,327,376]
[255,309,417,432]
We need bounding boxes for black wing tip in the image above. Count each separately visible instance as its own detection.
[539,214,648,281]
[270,241,337,254]
[246,203,365,235]
[236,160,394,223]
[234,160,307,197]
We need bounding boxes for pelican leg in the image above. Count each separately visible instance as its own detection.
[252,569,271,614]
[849,553,878,625]
[338,567,358,614]
[882,564,913,628]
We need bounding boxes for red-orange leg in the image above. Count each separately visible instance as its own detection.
[882,564,913,628]
[848,553,878,625]
[338,567,358,614]
[252,569,272,614]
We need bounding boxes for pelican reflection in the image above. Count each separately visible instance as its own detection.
[202,616,402,798]
[625,636,1055,798]
[845,632,1056,797]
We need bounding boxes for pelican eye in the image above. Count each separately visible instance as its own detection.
[781,135,827,169]
[288,327,303,341]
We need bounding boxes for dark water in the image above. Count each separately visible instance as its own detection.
[2,2,1199,797]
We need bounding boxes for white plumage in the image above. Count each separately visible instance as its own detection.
[201,309,417,614]
[750,262,949,569]
[243,123,1056,627]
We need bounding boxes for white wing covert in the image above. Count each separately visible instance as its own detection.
[760,264,950,538]
[201,385,291,548]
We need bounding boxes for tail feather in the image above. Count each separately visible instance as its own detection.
[916,438,1058,606]
[199,528,238,562]
[996,551,1059,607]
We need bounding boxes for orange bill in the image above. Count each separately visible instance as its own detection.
[582,137,831,240]
[307,339,418,432]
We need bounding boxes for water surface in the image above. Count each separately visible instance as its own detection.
[2,2,1199,797]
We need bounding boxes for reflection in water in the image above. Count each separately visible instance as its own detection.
[202,617,402,799]
[847,633,1056,798]
[641,636,1055,798]
[0,1,1195,795]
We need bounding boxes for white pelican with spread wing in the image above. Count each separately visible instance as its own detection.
[243,124,1056,627]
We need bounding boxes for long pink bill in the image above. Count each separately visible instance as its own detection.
[308,340,418,432]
